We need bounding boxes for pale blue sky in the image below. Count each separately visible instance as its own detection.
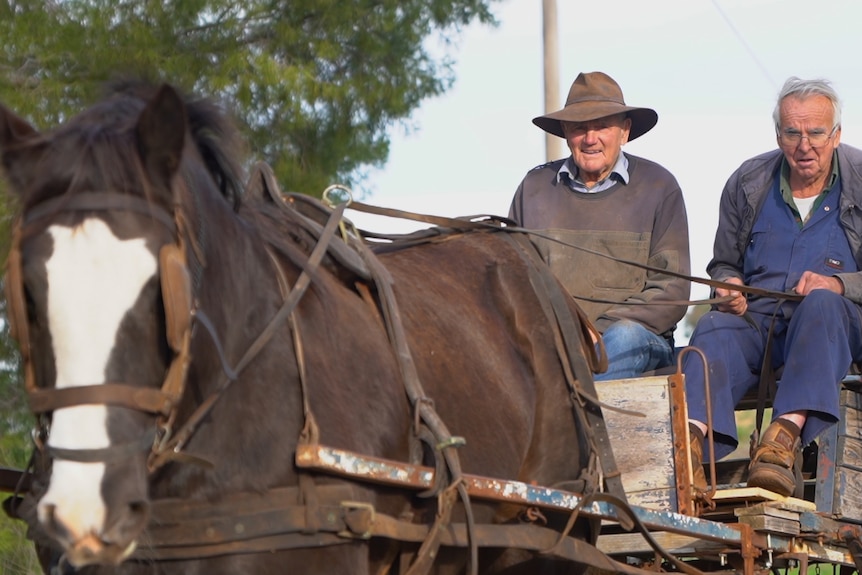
[351,0,862,304]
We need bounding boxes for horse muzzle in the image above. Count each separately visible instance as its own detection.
[39,498,147,567]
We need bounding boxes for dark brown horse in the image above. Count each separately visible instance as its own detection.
[0,82,606,574]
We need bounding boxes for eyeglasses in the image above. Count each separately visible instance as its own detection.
[778,126,838,148]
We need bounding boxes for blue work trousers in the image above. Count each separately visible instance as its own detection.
[683,290,862,460]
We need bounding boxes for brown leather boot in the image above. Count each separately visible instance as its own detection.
[689,423,707,492]
[747,419,802,497]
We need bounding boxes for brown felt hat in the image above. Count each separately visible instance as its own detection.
[532,71,658,141]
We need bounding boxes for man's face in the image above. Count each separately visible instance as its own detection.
[562,113,631,188]
[777,94,841,186]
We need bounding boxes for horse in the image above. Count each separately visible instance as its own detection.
[0,81,608,574]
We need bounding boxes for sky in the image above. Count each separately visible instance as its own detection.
[348,0,862,310]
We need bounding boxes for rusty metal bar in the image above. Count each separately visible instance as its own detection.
[668,368,694,516]
[295,443,745,545]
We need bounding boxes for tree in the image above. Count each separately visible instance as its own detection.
[0,0,501,196]
[0,1,501,567]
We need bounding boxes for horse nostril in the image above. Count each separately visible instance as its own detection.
[128,500,149,523]
[112,500,150,543]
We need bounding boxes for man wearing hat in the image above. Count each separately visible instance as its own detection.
[509,71,690,381]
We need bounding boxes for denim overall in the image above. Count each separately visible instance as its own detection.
[684,176,862,459]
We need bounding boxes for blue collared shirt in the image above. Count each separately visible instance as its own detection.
[557,153,630,193]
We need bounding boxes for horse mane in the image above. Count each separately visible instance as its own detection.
[17,80,247,212]
[107,80,248,209]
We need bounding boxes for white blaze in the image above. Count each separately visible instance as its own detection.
[38,219,157,540]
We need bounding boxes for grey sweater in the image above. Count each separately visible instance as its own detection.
[509,153,691,337]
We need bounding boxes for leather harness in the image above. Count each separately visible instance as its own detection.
[4,166,734,574]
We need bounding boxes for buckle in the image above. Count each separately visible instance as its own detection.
[339,501,375,539]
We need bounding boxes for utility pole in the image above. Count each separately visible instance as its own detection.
[542,0,565,161]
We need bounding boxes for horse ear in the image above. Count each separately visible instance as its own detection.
[0,103,37,149]
[136,85,187,189]
[0,103,41,196]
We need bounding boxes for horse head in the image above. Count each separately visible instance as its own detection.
[0,83,244,567]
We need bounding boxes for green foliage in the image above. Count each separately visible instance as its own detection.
[0,0,501,196]
[0,1,500,566]
[0,509,40,575]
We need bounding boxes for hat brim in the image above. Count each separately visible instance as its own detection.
[532,104,658,142]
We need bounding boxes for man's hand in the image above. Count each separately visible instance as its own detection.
[716,277,748,315]
[794,271,844,296]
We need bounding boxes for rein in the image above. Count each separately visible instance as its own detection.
[147,200,349,468]
[347,201,805,306]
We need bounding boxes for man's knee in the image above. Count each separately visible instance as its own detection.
[796,288,845,314]
[604,319,642,340]
[690,310,740,340]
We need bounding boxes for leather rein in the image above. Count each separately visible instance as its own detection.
[348,200,805,307]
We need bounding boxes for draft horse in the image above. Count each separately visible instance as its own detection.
[0,82,607,574]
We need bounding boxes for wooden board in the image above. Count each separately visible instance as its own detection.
[597,531,725,556]
[736,514,800,535]
[710,487,816,510]
[830,465,862,523]
[835,435,862,470]
[826,384,862,522]
[837,394,862,438]
[597,376,677,512]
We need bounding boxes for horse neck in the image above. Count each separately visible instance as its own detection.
[182,188,283,354]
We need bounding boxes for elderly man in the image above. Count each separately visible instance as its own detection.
[685,77,862,497]
[509,71,690,381]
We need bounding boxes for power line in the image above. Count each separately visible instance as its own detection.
[710,0,777,90]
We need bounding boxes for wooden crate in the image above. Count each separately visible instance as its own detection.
[596,375,680,512]
[815,382,862,523]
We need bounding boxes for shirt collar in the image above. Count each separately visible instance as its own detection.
[557,153,630,194]
[779,150,839,202]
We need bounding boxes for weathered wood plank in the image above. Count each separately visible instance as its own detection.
[831,466,862,523]
[838,402,862,439]
[625,488,676,513]
[838,383,862,442]
[836,435,862,470]
[734,504,799,520]
[597,532,724,556]
[840,384,862,411]
[736,514,800,535]
[710,487,815,510]
[597,376,676,511]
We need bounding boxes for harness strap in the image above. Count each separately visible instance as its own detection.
[133,488,677,575]
[28,384,173,415]
[149,202,349,469]
[749,303,783,457]
[347,235,475,574]
[48,428,156,464]
[504,233,623,499]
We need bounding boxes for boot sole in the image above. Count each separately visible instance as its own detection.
[747,462,795,497]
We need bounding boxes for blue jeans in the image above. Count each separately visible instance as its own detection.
[594,320,675,381]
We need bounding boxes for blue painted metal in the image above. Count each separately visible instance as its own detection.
[294,439,862,568]
[296,444,745,544]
